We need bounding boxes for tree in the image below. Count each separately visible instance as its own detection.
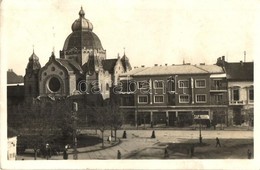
[91,106,111,147]
[109,104,123,142]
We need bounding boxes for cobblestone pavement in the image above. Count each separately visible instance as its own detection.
[17,129,253,160]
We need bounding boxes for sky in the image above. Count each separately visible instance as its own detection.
[1,0,259,75]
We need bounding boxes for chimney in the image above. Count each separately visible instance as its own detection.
[154,64,158,66]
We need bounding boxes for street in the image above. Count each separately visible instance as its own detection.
[17,129,253,160]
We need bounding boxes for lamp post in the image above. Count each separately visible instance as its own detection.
[199,115,202,144]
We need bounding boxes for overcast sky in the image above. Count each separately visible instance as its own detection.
[1,0,259,75]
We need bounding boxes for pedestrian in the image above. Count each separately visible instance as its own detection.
[117,150,121,159]
[122,131,127,139]
[216,137,221,147]
[164,148,169,158]
[190,144,194,157]
[247,149,252,159]
[151,130,156,138]
[63,149,68,160]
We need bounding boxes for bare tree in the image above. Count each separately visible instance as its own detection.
[109,104,123,142]
[92,106,110,147]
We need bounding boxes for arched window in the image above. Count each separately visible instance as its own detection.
[106,83,110,91]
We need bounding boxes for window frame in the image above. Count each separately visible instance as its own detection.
[138,81,149,89]
[179,94,190,103]
[232,88,240,101]
[178,80,189,88]
[195,79,206,88]
[248,88,254,102]
[153,80,164,89]
[196,94,207,103]
[138,95,148,104]
[154,95,164,103]
[214,94,223,103]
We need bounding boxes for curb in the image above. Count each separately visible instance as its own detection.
[67,138,122,155]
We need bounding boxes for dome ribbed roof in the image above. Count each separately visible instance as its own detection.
[63,7,103,51]
[71,7,93,32]
[26,52,41,70]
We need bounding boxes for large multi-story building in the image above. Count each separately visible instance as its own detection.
[118,63,228,127]
[216,56,254,126]
[24,7,131,104]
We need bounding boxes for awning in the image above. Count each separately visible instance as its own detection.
[210,73,226,78]
[194,115,210,119]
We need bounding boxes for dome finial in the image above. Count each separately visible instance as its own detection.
[79,6,85,18]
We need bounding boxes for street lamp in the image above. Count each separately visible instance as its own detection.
[199,115,202,144]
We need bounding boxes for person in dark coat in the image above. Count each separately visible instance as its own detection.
[117,150,121,159]
[63,149,68,160]
[151,130,156,138]
[216,137,221,147]
[164,148,169,158]
[122,131,127,139]
[247,149,252,159]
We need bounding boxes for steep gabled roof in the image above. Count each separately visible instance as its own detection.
[56,59,83,73]
[7,70,24,84]
[224,62,253,81]
[102,59,118,74]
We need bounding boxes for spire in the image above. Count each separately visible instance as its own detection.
[123,47,126,56]
[79,6,85,18]
[33,45,34,53]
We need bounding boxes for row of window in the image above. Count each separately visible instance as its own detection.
[138,89,254,104]
[231,88,254,101]
[138,79,208,90]
[138,94,208,104]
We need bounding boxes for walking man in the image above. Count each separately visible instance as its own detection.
[216,137,221,147]
[117,150,121,159]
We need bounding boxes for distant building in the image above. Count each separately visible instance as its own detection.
[7,70,24,115]
[217,56,254,126]
[119,63,228,127]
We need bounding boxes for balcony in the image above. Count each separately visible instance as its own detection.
[210,86,227,92]
[229,100,245,105]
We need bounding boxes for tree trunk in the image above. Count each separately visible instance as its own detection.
[114,129,117,142]
[111,127,113,137]
[101,131,104,148]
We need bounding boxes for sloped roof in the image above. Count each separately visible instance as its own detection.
[120,67,149,77]
[195,65,224,73]
[134,65,208,76]
[120,64,224,77]
[56,59,83,73]
[224,62,253,81]
[102,59,118,73]
[7,70,24,84]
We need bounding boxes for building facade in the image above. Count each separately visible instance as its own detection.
[217,56,254,126]
[119,63,228,127]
